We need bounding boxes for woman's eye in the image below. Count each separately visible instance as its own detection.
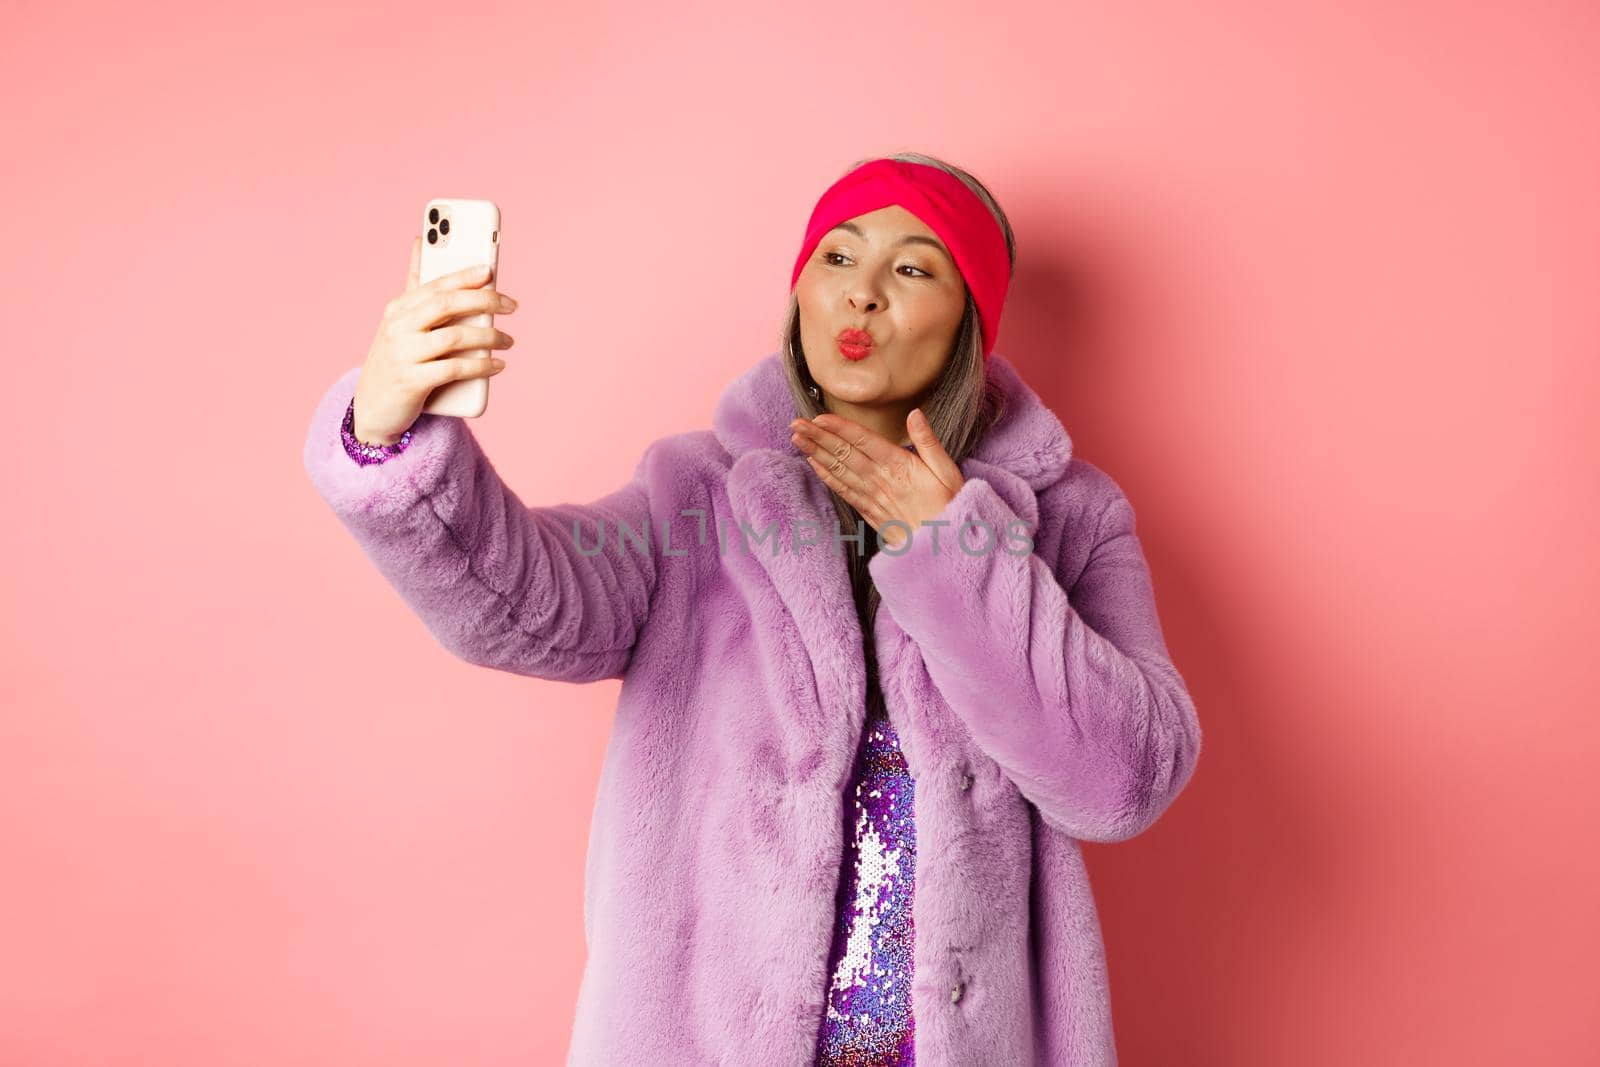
[821,251,930,277]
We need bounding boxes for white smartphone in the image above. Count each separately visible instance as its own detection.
[418,198,501,418]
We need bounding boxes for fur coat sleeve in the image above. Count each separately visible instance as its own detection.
[867,472,1201,844]
[302,366,660,683]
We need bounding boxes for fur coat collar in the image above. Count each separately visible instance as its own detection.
[708,352,1076,771]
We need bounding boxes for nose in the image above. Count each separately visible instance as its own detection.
[847,283,882,314]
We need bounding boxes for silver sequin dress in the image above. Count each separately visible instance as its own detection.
[813,648,917,1065]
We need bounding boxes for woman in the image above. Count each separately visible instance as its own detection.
[303,153,1202,1066]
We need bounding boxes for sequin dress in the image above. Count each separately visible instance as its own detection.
[814,649,917,1065]
[341,406,918,1062]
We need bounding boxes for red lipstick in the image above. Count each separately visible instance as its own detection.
[837,327,875,361]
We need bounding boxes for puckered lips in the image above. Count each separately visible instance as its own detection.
[836,327,875,361]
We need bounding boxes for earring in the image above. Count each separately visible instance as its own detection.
[806,383,822,402]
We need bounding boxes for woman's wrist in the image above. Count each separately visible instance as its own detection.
[341,397,414,464]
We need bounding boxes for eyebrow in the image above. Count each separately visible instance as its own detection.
[825,221,951,260]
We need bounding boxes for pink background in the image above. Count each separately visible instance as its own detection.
[4,1,1597,1063]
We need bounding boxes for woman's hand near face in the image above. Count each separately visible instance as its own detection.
[350,236,520,445]
[790,408,966,548]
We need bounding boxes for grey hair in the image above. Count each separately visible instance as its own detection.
[776,151,1017,689]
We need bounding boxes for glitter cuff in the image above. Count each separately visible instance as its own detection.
[341,397,415,466]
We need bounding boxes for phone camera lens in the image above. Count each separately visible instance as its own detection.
[429,208,440,224]
[439,218,450,235]
[427,228,438,244]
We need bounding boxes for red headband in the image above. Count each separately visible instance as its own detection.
[790,159,1010,358]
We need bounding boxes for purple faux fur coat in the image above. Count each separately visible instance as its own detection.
[302,351,1202,1065]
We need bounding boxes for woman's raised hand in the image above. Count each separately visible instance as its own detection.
[350,235,519,445]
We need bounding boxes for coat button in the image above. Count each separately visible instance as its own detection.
[950,980,965,1004]
[959,772,973,792]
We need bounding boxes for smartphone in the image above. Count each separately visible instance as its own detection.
[417,198,501,418]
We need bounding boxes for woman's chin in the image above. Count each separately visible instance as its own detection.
[815,375,888,405]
